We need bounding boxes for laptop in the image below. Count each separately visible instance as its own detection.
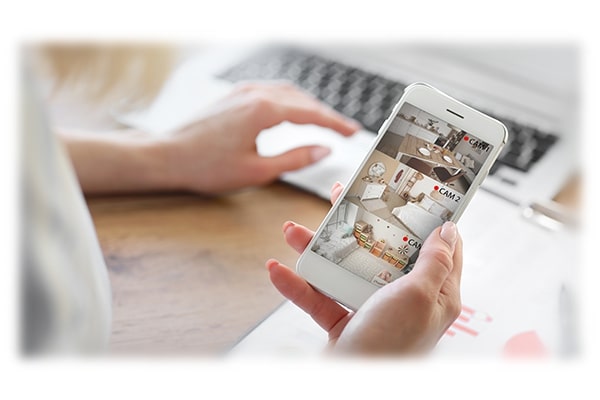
[119,43,581,356]
[120,43,580,208]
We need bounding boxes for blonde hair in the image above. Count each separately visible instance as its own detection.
[33,43,175,108]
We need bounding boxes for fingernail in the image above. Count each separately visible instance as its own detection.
[266,258,279,271]
[310,146,331,162]
[440,222,457,248]
[283,221,295,234]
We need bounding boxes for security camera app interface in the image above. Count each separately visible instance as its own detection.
[311,102,494,287]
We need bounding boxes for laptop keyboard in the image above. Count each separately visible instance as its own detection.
[218,47,558,175]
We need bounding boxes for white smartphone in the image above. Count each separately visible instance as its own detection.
[296,82,508,311]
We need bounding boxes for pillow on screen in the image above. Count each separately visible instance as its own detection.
[428,201,448,218]
[419,195,435,210]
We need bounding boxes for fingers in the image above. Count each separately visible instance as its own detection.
[261,145,331,176]
[282,221,314,254]
[274,180,351,333]
[447,232,463,289]
[278,102,361,136]
[266,259,349,332]
[234,81,361,136]
[236,82,360,178]
[282,181,344,253]
[409,222,460,293]
[439,232,463,305]
[330,181,344,205]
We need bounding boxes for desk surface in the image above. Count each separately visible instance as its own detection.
[86,183,330,355]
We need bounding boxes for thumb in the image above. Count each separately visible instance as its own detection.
[409,222,458,291]
[263,145,331,175]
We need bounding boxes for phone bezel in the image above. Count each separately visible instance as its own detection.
[296,82,508,311]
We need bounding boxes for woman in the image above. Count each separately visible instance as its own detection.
[21,43,462,355]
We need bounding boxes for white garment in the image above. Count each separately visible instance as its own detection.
[21,69,112,354]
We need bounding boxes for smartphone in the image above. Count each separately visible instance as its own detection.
[296,82,508,310]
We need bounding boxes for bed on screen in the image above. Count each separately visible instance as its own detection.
[391,195,451,240]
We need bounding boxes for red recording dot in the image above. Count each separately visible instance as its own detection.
[434,185,439,191]
[463,136,470,141]
[403,236,408,242]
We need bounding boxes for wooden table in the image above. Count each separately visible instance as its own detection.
[86,182,330,355]
[398,133,463,171]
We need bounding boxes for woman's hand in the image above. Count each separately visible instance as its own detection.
[266,182,463,355]
[61,82,359,195]
[164,82,360,193]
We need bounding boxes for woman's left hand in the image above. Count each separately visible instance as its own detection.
[266,182,463,355]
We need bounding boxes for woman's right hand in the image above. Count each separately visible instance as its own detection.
[165,82,360,194]
[266,182,463,355]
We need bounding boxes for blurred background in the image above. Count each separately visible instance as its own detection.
[28,42,582,357]
[5,0,597,397]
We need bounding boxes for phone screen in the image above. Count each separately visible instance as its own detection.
[311,102,495,287]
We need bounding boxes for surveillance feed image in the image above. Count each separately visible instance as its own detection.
[311,102,494,287]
